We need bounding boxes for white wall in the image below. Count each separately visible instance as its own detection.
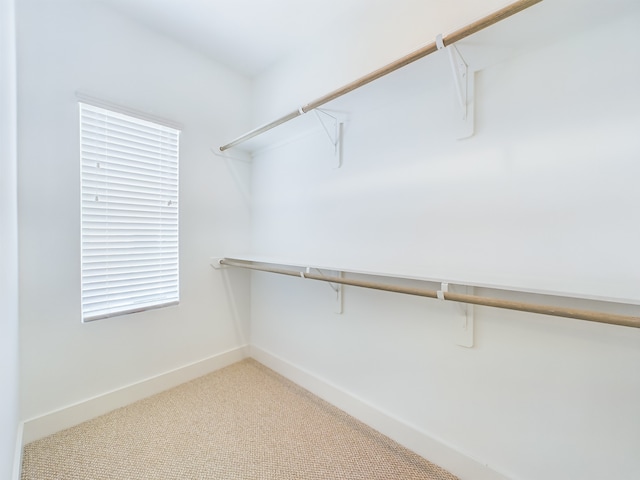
[249,1,640,479]
[18,0,252,426]
[252,0,516,125]
[1,0,20,476]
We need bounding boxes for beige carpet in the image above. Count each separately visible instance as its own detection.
[22,359,458,480]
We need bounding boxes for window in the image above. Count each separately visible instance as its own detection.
[80,102,180,321]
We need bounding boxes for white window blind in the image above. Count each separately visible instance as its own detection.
[80,102,180,321]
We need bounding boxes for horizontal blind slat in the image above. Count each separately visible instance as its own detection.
[81,110,179,139]
[82,280,178,297]
[81,123,179,150]
[81,145,178,167]
[83,291,179,309]
[83,269,179,281]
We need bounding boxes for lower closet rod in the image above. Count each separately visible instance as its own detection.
[220,258,640,329]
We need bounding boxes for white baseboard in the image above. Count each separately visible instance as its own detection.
[20,344,511,479]
[250,346,512,480]
[22,346,249,444]
[12,421,23,480]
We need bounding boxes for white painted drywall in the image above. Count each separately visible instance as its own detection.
[249,1,640,479]
[1,0,20,476]
[251,0,516,125]
[18,0,252,423]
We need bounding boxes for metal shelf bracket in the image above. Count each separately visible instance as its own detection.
[436,34,475,139]
[305,267,344,314]
[314,109,344,168]
[437,282,474,347]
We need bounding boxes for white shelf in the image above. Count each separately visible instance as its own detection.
[215,254,640,307]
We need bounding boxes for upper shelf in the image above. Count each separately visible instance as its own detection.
[218,0,544,153]
[218,0,638,155]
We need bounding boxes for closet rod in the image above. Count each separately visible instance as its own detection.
[219,258,640,329]
[219,0,543,151]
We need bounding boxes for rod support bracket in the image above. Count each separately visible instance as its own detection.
[437,282,448,300]
[454,285,474,348]
[314,109,344,168]
[436,281,474,347]
[436,33,475,139]
[311,267,344,314]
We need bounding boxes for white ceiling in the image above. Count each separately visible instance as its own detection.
[99,0,384,76]
[99,0,522,77]
[97,0,640,78]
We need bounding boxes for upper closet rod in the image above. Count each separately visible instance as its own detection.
[219,0,543,151]
[219,258,640,329]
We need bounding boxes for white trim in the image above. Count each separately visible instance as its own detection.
[20,344,513,479]
[22,346,248,444]
[12,422,23,480]
[75,91,183,130]
[250,346,513,480]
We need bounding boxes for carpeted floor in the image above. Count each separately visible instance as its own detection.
[22,359,458,480]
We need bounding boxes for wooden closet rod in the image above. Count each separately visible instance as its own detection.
[219,0,543,151]
[219,258,640,329]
